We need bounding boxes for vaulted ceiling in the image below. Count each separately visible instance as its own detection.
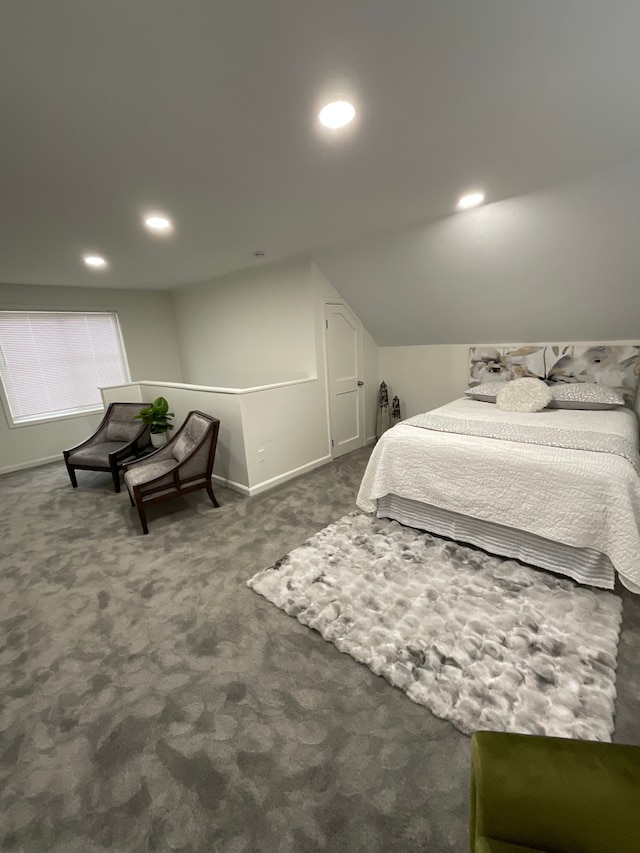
[3,1,640,292]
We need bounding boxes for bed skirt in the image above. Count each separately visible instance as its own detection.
[376,494,616,590]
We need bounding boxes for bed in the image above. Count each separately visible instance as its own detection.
[357,344,640,593]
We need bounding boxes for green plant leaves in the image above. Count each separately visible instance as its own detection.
[134,397,175,433]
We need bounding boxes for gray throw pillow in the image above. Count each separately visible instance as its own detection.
[547,383,624,410]
[464,381,507,403]
[105,420,142,442]
[173,431,195,462]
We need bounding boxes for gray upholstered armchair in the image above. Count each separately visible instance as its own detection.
[123,410,220,534]
[63,402,151,493]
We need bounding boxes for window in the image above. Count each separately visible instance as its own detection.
[0,311,130,426]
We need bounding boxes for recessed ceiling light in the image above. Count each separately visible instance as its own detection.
[457,191,485,210]
[319,101,356,129]
[83,254,108,269]
[144,214,173,233]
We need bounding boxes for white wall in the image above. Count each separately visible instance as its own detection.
[379,345,470,418]
[316,154,640,347]
[380,340,639,419]
[103,379,328,495]
[0,284,183,473]
[172,259,379,436]
[362,329,380,441]
[170,259,379,483]
[171,260,318,387]
[241,380,330,493]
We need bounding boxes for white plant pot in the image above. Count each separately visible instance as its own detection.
[150,432,168,448]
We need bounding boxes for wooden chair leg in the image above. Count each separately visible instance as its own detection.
[134,492,149,535]
[65,462,78,488]
[110,460,121,493]
[205,480,219,508]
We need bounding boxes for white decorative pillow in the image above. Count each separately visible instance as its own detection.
[547,382,624,410]
[496,378,552,412]
[464,381,507,403]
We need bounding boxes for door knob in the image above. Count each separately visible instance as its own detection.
[357,380,364,386]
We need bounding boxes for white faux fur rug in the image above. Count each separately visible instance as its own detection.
[248,513,623,740]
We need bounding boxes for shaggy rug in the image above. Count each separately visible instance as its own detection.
[248,513,624,741]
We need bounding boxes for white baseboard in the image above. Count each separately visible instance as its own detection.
[365,435,376,445]
[211,473,251,496]
[248,454,332,497]
[0,454,61,476]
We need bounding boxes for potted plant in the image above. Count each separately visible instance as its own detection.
[136,397,175,447]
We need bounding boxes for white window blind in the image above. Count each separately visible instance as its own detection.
[0,311,130,425]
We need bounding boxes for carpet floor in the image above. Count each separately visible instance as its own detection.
[1,448,640,853]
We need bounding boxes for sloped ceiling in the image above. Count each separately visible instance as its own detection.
[316,156,640,346]
[2,1,640,290]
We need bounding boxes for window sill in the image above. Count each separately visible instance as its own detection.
[6,406,105,429]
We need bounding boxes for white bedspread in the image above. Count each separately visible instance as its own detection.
[357,398,640,592]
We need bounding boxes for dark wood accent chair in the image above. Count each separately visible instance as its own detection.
[63,402,151,493]
[123,410,220,534]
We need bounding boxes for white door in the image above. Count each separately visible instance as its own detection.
[325,303,364,458]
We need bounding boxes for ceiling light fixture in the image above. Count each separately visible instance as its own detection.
[83,254,108,269]
[319,100,356,129]
[144,214,173,233]
[457,191,485,210]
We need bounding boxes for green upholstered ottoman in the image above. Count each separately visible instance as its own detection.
[470,731,640,853]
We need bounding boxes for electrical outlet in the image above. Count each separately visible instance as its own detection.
[257,448,265,463]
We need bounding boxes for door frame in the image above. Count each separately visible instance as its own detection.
[322,299,366,459]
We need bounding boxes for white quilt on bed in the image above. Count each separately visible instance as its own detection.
[357,398,640,592]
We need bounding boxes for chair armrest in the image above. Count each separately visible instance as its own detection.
[122,440,174,471]
[470,732,640,853]
[63,423,109,455]
[123,450,161,472]
[107,426,151,461]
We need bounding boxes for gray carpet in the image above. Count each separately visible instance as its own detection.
[248,513,623,741]
[0,448,639,853]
